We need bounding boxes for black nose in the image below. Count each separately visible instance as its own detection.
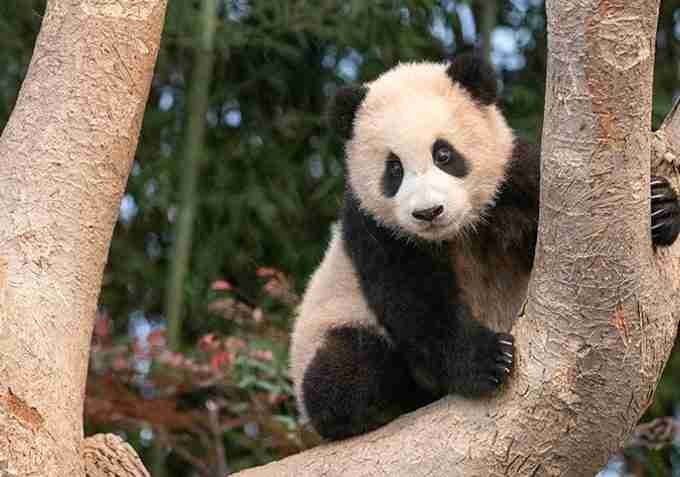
[412,205,444,222]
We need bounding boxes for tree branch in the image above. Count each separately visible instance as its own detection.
[235,2,679,475]
[0,1,167,475]
[82,434,150,477]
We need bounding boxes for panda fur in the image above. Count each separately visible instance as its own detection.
[289,54,680,441]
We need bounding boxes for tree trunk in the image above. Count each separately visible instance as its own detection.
[0,1,167,476]
[235,1,680,476]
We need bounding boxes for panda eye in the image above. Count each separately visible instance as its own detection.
[433,144,453,165]
[432,139,469,178]
[386,154,403,176]
[382,153,404,198]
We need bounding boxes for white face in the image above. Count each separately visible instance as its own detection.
[345,62,515,242]
[393,164,472,241]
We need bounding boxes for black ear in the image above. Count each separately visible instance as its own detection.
[327,85,368,141]
[446,53,498,106]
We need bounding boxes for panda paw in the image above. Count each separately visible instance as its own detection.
[487,332,514,386]
[459,332,514,397]
[651,176,680,247]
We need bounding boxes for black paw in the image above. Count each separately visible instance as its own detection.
[651,176,680,247]
[487,332,514,386]
[460,332,514,397]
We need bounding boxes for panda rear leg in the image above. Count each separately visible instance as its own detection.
[301,326,434,441]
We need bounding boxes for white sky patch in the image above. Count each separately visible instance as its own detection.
[456,3,477,44]
[430,10,455,48]
[119,194,138,224]
[159,87,174,112]
[337,49,364,81]
[491,27,526,71]
[226,0,250,21]
[222,101,242,127]
[399,7,411,26]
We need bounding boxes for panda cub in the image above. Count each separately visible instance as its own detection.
[289,54,680,441]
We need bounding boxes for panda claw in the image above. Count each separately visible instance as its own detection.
[651,208,667,218]
[651,176,680,247]
[498,339,513,346]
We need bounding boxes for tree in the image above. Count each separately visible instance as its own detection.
[233,1,680,476]
[0,1,167,476]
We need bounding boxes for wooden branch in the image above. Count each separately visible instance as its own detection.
[82,434,150,477]
[0,1,167,475]
[235,2,678,476]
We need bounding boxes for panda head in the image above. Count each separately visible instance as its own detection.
[330,54,515,241]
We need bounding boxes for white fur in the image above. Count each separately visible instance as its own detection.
[346,61,514,241]
[396,167,471,240]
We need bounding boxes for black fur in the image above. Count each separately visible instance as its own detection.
[328,85,368,141]
[301,326,433,440]
[446,53,498,106]
[342,190,514,399]
[381,154,404,198]
[651,176,680,247]
[476,138,541,271]
[432,138,469,178]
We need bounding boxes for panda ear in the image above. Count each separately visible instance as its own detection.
[327,85,368,141]
[446,53,498,106]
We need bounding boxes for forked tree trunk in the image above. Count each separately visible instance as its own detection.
[236,1,680,476]
[0,1,167,476]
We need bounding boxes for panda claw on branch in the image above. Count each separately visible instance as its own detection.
[496,333,514,369]
[651,176,680,247]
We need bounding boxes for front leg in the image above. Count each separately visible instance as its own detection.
[407,317,515,398]
[342,190,515,399]
[651,176,680,247]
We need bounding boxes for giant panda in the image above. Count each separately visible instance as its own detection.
[289,54,680,441]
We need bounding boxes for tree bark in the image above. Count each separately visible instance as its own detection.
[0,1,167,476]
[235,1,680,476]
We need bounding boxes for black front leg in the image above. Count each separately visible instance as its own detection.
[342,191,514,398]
[407,318,515,397]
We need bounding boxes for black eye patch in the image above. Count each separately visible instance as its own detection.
[381,153,404,198]
[432,139,469,178]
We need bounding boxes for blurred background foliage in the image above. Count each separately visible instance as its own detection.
[2,0,680,475]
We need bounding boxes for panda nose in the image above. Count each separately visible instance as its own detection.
[412,205,444,222]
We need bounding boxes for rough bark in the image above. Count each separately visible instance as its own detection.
[0,1,167,476]
[235,1,680,476]
[83,435,150,477]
